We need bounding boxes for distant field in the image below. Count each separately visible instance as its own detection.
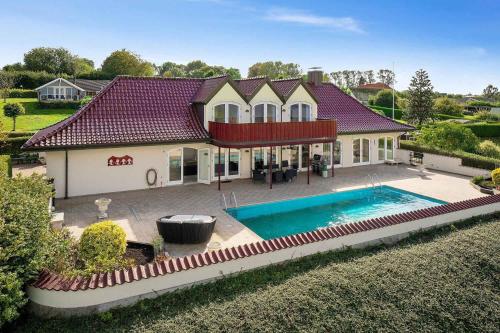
[0,98,75,132]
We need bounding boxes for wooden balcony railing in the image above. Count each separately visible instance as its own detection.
[208,120,337,148]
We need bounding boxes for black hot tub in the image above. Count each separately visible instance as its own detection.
[156,215,216,244]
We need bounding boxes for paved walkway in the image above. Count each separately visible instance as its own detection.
[56,164,485,257]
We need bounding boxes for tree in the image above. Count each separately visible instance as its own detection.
[433,97,463,116]
[24,47,77,74]
[377,69,395,86]
[158,62,186,77]
[0,72,16,102]
[158,61,241,79]
[417,123,479,153]
[2,63,24,71]
[371,89,399,108]
[404,69,434,126]
[3,103,25,131]
[72,57,94,76]
[364,70,375,83]
[101,49,155,77]
[248,61,301,79]
[483,84,499,99]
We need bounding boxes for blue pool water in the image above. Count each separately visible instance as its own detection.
[227,186,446,240]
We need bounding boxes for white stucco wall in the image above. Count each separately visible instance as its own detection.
[396,148,491,177]
[27,200,500,315]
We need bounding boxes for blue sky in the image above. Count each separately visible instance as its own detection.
[0,0,499,94]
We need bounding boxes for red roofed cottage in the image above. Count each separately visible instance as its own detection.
[23,71,413,198]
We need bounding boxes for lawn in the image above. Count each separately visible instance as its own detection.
[0,98,76,133]
[11,213,500,333]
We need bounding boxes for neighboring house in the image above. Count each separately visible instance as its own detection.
[23,71,413,198]
[352,82,392,105]
[34,78,110,102]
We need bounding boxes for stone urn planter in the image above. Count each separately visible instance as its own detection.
[95,198,112,219]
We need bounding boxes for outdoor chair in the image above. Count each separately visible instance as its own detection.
[252,170,266,183]
[284,168,297,182]
[273,170,284,183]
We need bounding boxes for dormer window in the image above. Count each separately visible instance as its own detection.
[214,103,239,123]
[253,103,277,123]
[290,103,311,122]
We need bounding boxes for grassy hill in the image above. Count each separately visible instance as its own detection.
[12,213,500,333]
[0,98,75,133]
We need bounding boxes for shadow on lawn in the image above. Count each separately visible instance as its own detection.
[10,212,500,333]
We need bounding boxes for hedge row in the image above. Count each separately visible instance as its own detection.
[6,131,35,138]
[462,122,500,137]
[6,89,37,98]
[0,155,12,177]
[0,70,113,89]
[370,105,404,119]
[0,136,31,155]
[38,101,81,109]
[434,113,464,120]
[400,140,500,170]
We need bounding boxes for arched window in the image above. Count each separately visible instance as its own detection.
[214,103,239,123]
[290,103,312,122]
[253,103,277,123]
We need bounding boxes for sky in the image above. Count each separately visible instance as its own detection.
[0,0,499,94]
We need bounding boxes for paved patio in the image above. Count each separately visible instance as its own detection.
[56,164,485,257]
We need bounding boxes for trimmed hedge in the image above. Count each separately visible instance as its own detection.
[5,131,35,138]
[0,136,31,155]
[0,70,67,89]
[400,140,500,170]
[6,89,37,98]
[38,101,80,109]
[434,113,464,120]
[463,122,500,137]
[370,105,404,119]
[0,155,12,177]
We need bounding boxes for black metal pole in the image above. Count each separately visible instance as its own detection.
[332,142,335,177]
[218,146,221,191]
[269,146,272,189]
[307,144,310,185]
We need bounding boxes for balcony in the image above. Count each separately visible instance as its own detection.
[208,120,337,148]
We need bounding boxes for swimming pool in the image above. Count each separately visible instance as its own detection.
[227,186,446,240]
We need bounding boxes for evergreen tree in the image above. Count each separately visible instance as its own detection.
[405,69,434,126]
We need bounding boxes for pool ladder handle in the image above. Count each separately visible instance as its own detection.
[220,191,239,210]
[220,192,228,210]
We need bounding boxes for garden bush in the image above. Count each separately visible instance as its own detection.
[433,96,463,116]
[370,89,398,108]
[38,101,80,109]
[434,113,464,120]
[7,89,37,98]
[0,174,52,326]
[417,122,479,153]
[0,136,31,155]
[400,140,500,170]
[43,229,79,276]
[463,122,500,137]
[478,140,500,159]
[0,155,12,177]
[492,168,500,188]
[0,70,66,89]
[369,105,404,119]
[79,221,127,273]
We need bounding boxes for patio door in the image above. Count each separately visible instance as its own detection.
[197,148,210,184]
[300,144,310,170]
[167,148,183,185]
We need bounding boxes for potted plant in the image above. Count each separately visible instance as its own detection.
[321,160,328,178]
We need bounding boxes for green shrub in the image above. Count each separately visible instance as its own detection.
[0,155,12,177]
[492,168,500,187]
[471,175,484,185]
[0,70,66,89]
[434,113,464,120]
[463,122,500,137]
[370,105,404,119]
[79,221,127,273]
[38,101,80,109]
[43,229,79,276]
[0,174,52,326]
[0,270,26,328]
[478,140,500,159]
[79,95,92,107]
[7,89,37,98]
[433,96,463,116]
[3,103,25,131]
[417,122,479,153]
[5,131,34,138]
[400,140,500,170]
[371,89,398,108]
[0,136,31,155]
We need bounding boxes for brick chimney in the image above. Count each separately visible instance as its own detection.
[307,70,323,85]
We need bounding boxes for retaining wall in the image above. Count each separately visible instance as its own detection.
[396,149,491,177]
[28,195,500,317]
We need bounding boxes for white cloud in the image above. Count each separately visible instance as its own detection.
[265,8,363,33]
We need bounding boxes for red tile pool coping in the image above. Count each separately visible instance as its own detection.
[33,194,500,292]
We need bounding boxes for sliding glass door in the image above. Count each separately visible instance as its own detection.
[353,138,370,165]
[213,149,240,180]
[378,137,394,161]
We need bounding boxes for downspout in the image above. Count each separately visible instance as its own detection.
[64,149,68,199]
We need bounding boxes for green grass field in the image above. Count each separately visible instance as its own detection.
[0,98,75,133]
[12,214,500,333]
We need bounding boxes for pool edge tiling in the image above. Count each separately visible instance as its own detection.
[227,186,447,240]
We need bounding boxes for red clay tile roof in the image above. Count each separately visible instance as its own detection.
[23,76,413,150]
[30,194,500,291]
[23,77,209,149]
[356,82,392,90]
[307,82,413,134]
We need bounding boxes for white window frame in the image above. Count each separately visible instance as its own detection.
[352,138,370,165]
[253,103,278,123]
[378,136,395,161]
[213,103,240,123]
[213,148,241,180]
[323,140,342,168]
[252,147,280,170]
[290,102,312,122]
